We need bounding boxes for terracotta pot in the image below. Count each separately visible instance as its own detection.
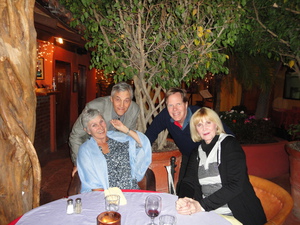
[150,149,182,193]
[242,138,289,179]
[286,141,300,219]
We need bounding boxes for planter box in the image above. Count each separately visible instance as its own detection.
[286,141,300,219]
[242,138,289,179]
[150,149,182,193]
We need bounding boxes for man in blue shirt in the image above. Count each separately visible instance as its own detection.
[145,88,232,192]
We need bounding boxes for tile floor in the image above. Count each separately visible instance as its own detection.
[39,144,300,224]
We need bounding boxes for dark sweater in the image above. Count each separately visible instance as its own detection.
[179,135,267,225]
[145,106,201,156]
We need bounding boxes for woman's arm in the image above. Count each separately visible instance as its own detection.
[178,147,202,200]
[110,119,141,146]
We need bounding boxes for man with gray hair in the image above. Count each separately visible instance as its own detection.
[69,82,140,176]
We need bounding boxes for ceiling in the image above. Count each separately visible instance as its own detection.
[34,0,87,53]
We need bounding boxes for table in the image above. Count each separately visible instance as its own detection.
[14,190,231,225]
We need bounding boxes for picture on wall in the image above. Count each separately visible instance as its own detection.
[36,58,44,80]
[284,69,300,100]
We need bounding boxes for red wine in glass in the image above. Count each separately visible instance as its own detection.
[147,209,159,218]
[145,195,162,225]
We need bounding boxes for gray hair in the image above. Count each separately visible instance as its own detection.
[111,82,133,99]
[81,108,104,129]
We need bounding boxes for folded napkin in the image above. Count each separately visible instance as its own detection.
[104,187,127,205]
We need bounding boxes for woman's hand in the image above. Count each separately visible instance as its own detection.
[110,119,141,146]
[176,197,202,215]
[110,119,128,133]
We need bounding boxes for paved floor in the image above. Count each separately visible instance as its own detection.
[39,144,300,224]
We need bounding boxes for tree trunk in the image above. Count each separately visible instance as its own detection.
[214,74,224,113]
[255,61,281,119]
[133,76,168,150]
[0,0,41,224]
[255,90,271,119]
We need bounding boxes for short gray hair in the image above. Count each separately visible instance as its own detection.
[81,108,104,129]
[111,82,133,99]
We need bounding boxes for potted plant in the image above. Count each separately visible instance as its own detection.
[150,139,181,193]
[286,123,300,219]
[219,108,289,179]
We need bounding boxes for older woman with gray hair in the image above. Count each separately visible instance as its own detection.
[77,108,151,193]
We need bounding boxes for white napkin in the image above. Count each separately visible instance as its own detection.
[104,187,127,205]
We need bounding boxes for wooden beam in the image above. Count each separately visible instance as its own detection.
[34,12,57,29]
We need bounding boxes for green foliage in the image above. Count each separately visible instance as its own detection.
[234,0,300,75]
[219,109,277,144]
[59,0,246,89]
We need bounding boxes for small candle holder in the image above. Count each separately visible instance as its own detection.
[97,211,121,225]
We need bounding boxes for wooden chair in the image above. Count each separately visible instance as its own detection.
[249,175,294,225]
[68,168,156,196]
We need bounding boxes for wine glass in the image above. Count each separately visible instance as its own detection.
[145,195,162,225]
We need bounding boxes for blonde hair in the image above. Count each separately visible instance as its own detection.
[190,107,225,142]
[165,88,188,105]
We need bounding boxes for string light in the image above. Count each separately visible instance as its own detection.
[204,72,214,89]
[36,41,54,63]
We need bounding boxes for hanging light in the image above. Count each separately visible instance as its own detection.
[55,37,64,44]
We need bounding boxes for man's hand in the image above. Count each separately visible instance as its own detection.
[72,166,78,177]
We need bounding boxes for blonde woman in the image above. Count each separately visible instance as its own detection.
[176,107,266,225]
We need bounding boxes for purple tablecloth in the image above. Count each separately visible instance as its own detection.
[16,191,231,225]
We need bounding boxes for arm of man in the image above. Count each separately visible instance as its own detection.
[222,122,235,136]
[69,114,89,165]
[144,108,169,144]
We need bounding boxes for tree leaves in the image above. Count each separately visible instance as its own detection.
[59,0,245,89]
[234,0,300,75]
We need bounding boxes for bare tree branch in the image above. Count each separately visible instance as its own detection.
[252,0,290,47]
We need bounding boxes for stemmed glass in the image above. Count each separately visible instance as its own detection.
[145,195,162,225]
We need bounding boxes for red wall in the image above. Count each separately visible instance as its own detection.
[36,40,97,130]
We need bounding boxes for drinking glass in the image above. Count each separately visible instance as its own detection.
[105,195,120,211]
[145,195,162,225]
[159,214,176,225]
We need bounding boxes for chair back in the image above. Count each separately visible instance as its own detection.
[249,175,293,225]
[68,168,156,196]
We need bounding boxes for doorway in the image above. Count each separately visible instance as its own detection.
[55,60,71,147]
